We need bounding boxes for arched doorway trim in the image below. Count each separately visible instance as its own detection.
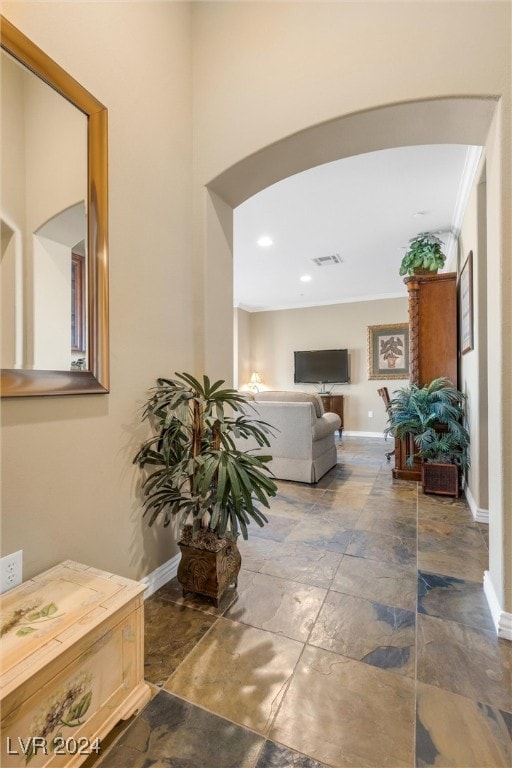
[207,96,497,208]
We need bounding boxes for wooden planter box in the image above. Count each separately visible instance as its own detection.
[422,462,460,497]
[0,561,151,767]
[177,535,241,606]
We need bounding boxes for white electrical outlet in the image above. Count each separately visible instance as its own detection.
[1,550,23,593]
[368,410,374,418]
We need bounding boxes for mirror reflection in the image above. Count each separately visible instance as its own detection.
[1,48,88,372]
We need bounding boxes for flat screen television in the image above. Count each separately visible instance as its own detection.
[294,349,349,386]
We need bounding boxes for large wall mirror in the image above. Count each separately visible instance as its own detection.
[1,16,109,396]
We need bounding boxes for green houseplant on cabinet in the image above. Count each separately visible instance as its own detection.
[399,232,447,276]
[133,373,278,604]
[386,377,470,496]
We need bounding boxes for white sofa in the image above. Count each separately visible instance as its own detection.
[241,390,341,484]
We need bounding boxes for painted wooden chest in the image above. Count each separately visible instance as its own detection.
[0,560,151,767]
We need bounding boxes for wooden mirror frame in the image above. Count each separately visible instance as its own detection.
[1,16,109,396]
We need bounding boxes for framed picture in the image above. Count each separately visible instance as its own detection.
[367,323,410,380]
[460,250,473,354]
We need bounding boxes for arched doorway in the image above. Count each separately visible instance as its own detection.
[202,95,510,637]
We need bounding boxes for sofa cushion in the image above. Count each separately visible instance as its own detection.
[249,402,317,459]
[254,390,324,418]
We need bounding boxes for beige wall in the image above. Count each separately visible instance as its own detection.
[482,103,511,615]
[1,54,26,370]
[1,225,18,368]
[193,2,510,186]
[459,168,489,515]
[24,64,87,245]
[1,2,194,580]
[234,307,252,390]
[1,53,25,228]
[246,299,408,434]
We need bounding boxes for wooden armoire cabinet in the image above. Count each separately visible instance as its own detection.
[392,272,458,481]
[405,272,458,387]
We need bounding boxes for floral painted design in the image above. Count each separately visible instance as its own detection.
[26,671,93,763]
[16,602,63,636]
[0,599,63,637]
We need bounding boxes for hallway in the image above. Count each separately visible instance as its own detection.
[95,437,511,767]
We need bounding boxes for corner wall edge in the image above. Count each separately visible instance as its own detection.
[483,570,512,640]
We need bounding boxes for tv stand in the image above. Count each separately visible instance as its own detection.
[319,394,343,437]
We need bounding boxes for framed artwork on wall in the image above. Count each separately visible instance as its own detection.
[460,250,474,354]
[367,323,410,380]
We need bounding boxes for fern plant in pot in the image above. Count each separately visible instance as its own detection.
[399,232,446,276]
[133,373,278,604]
[386,377,470,496]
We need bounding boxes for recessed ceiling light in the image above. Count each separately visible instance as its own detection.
[300,274,312,283]
[257,235,273,247]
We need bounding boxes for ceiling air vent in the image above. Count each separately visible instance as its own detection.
[312,253,342,267]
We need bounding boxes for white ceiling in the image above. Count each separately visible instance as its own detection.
[233,144,481,312]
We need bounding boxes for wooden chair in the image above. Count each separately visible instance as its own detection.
[377,387,395,461]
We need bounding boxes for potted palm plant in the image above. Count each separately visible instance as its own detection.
[386,377,470,496]
[133,373,278,604]
[399,232,446,276]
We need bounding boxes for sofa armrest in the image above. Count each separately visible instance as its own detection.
[312,412,341,440]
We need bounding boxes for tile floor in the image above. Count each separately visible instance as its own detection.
[94,437,511,767]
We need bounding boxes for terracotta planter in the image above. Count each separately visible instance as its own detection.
[177,528,241,605]
[422,462,460,497]
[413,267,438,276]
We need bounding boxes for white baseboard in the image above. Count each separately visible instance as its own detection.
[342,431,385,438]
[464,485,489,523]
[140,553,180,599]
[483,570,512,640]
